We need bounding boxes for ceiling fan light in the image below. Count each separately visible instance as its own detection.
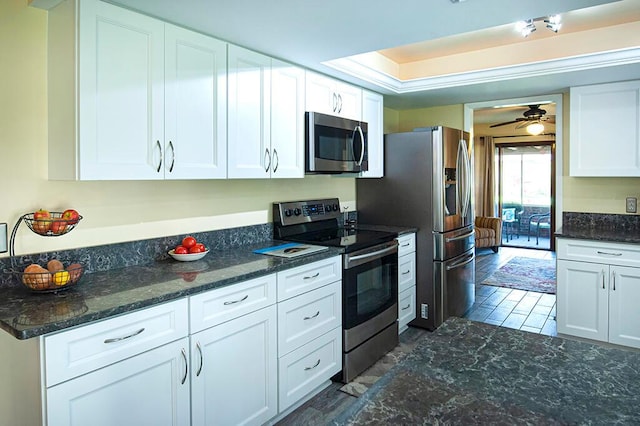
[526,122,545,135]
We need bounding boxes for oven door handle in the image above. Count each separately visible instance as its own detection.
[348,244,398,262]
[446,253,474,271]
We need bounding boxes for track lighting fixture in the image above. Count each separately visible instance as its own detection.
[516,15,561,37]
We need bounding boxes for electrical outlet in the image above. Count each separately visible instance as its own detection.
[626,197,637,214]
[0,223,7,253]
[421,303,429,319]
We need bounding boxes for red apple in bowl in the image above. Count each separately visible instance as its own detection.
[32,209,51,234]
[62,209,80,225]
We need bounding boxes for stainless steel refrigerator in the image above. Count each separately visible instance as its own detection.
[356,126,475,330]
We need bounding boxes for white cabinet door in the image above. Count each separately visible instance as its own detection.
[164,25,227,179]
[227,45,272,178]
[570,80,640,177]
[78,0,165,180]
[190,305,277,426]
[556,260,609,342]
[608,265,640,349]
[360,90,384,178]
[47,337,190,426]
[270,59,305,178]
[305,71,362,120]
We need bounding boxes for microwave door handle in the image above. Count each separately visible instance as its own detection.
[356,125,365,166]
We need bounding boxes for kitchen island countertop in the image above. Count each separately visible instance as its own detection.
[0,241,342,340]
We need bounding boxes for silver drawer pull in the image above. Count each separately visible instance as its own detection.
[303,272,320,280]
[181,348,188,385]
[401,243,410,247]
[304,359,321,371]
[303,311,320,320]
[223,295,249,305]
[401,270,411,275]
[104,327,145,344]
[401,304,411,310]
[597,251,622,256]
[196,341,204,377]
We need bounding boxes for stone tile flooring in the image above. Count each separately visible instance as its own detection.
[467,246,557,336]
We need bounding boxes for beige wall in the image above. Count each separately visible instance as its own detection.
[0,1,355,257]
[390,99,640,216]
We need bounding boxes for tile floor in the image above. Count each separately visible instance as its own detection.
[466,246,557,336]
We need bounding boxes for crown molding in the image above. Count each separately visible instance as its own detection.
[325,47,640,94]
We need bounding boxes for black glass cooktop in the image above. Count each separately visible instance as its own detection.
[283,227,397,253]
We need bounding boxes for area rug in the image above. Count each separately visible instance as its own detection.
[481,256,556,294]
[339,327,427,397]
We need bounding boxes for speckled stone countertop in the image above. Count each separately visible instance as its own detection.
[0,241,341,340]
[556,211,640,244]
[335,317,640,425]
[354,224,418,235]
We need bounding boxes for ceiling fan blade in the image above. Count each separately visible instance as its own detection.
[489,120,520,128]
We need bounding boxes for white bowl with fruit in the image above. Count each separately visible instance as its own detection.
[169,236,209,262]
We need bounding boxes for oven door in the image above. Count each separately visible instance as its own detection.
[306,111,368,173]
[342,240,398,331]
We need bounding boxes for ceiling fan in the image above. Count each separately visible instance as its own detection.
[489,104,554,128]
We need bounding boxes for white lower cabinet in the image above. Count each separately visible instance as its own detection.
[47,337,191,426]
[557,238,640,349]
[397,233,417,333]
[190,305,278,426]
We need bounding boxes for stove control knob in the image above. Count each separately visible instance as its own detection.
[325,204,332,213]
[293,208,302,216]
[284,209,293,217]
[332,204,340,212]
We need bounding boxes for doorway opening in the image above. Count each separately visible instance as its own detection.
[497,141,555,251]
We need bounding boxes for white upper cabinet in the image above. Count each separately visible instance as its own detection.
[228,47,305,179]
[164,26,227,179]
[570,80,640,177]
[48,0,227,180]
[360,90,384,178]
[305,71,362,121]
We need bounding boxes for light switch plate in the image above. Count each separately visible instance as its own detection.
[0,223,7,253]
[626,197,637,214]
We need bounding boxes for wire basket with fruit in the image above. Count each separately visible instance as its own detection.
[22,209,82,237]
[18,260,84,293]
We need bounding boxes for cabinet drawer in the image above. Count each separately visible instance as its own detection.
[45,299,189,387]
[557,238,640,268]
[398,286,416,333]
[278,327,342,412]
[278,281,341,355]
[397,233,416,257]
[277,256,342,301]
[190,274,276,333]
[398,252,416,293]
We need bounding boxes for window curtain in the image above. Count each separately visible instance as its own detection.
[474,136,496,217]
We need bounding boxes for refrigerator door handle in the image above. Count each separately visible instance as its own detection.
[445,230,475,243]
[458,139,471,220]
[446,252,474,271]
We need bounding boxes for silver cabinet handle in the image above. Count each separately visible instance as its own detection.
[169,140,175,173]
[337,94,343,113]
[355,125,365,166]
[272,148,279,173]
[303,311,320,320]
[597,251,622,256]
[264,148,271,173]
[401,243,411,247]
[401,304,411,311]
[181,348,188,385]
[304,359,321,371]
[104,327,145,344]
[332,93,338,112]
[196,341,204,377]
[223,294,249,305]
[303,272,320,280]
[402,270,411,275]
[156,140,163,173]
[602,269,606,289]
[612,270,616,291]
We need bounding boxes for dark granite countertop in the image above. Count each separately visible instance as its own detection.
[0,241,342,340]
[556,226,640,244]
[335,317,640,425]
[354,224,418,235]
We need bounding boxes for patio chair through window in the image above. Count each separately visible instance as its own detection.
[527,212,551,245]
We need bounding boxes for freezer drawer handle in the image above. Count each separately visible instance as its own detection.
[445,230,475,243]
[104,327,145,344]
[446,253,474,271]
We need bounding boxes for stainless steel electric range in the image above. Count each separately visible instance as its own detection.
[273,198,399,383]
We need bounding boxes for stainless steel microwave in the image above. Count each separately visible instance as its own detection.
[305,111,368,174]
